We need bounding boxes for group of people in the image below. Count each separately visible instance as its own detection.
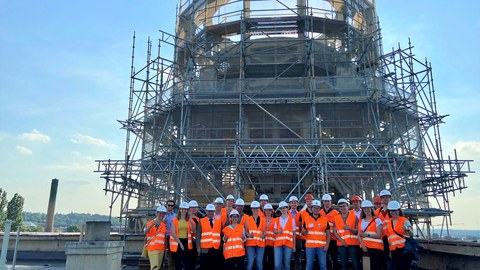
[144,190,416,270]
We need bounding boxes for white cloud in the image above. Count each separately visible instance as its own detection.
[19,129,51,143]
[16,146,33,155]
[70,133,116,148]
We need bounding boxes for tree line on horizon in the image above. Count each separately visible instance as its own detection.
[22,211,121,232]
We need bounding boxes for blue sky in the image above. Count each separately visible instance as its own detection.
[1,1,479,230]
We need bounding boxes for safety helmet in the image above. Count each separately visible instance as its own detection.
[264,203,273,210]
[259,194,269,201]
[214,197,224,204]
[350,195,362,202]
[205,204,215,211]
[337,198,349,205]
[361,200,374,208]
[250,201,260,208]
[304,194,314,201]
[179,202,189,209]
[311,200,321,207]
[229,209,240,216]
[322,194,332,201]
[387,201,401,210]
[373,196,382,204]
[156,206,167,213]
[278,201,288,208]
[289,195,299,202]
[188,200,199,208]
[379,189,392,197]
[235,198,245,206]
[226,194,235,200]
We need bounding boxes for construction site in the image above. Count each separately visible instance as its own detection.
[95,0,474,237]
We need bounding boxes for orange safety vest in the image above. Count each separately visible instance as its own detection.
[239,214,248,226]
[333,212,359,246]
[274,215,295,249]
[199,217,222,249]
[320,208,339,241]
[297,208,312,240]
[386,217,409,250]
[375,208,391,237]
[190,216,200,239]
[169,218,193,252]
[219,208,228,228]
[289,209,302,240]
[246,215,266,247]
[265,217,276,247]
[358,218,384,251]
[222,224,246,259]
[145,220,167,251]
[304,214,329,248]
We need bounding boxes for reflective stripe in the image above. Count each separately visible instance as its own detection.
[364,237,383,243]
[224,244,244,251]
[306,240,326,245]
[308,231,326,236]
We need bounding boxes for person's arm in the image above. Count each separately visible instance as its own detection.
[403,219,414,237]
[144,219,157,234]
[196,221,202,254]
[332,222,347,247]
[170,221,184,250]
[292,219,296,252]
[324,225,331,251]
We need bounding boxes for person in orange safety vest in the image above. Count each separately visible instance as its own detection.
[223,209,246,270]
[320,194,339,270]
[144,206,167,270]
[333,198,360,270]
[303,199,330,270]
[196,203,222,270]
[358,200,386,270]
[386,201,415,270]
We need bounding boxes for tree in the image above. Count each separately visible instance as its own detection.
[7,193,24,231]
[0,188,7,231]
[66,225,81,232]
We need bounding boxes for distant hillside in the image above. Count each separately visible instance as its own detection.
[22,212,121,228]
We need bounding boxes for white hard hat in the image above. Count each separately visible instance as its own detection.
[188,200,198,208]
[250,201,260,208]
[311,200,321,207]
[322,194,332,201]
[259,194,269,201]
[387,201,401,210]
[235,198,245,206]
[206,204,215,211]
[289,195,299,202]
[337,198,349,205]
[361,200,374,208]
[179,202,189,209]
[278,201,288,208]
[379,189,392,197]
[229,209,240,216]
[264,203,273,210]
[156,206,167,212]
[214,197,224,204]
[226,194,235,200]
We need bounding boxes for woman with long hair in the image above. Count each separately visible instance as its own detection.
[358,200,386,270]
[223,209,246,270]
[273,201,296,270]
[263,204,275,270]
[386,201,415,270]
[170,202,194,270]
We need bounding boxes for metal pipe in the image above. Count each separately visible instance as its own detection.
[12,227,20,270]
[45,178,59,232]
[0,220,12,270]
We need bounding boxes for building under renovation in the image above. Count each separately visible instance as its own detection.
[96,0,473,236]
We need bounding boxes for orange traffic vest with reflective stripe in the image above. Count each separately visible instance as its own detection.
[265,217,276,247]
[219,208,228,228]
[190,216,200,239]
[375,208,390,237]
[223,224,246,259]
[289,209,302,240]
[320,208,339,241]
[239,214,247,226]
[304,215,329,248]
[274,215,294,248]
[145,220,167,251]
[169,218,193,252]
[387,217,408,250]
[246,215,266,247]
[334,212,359,246]
[358,218,384,250]
[297,208,312,240]
[199,217,222,249]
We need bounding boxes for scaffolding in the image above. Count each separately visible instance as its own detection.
[95,0,473,236]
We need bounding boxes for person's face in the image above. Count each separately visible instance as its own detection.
[352,201,361,209]
[189,207,198,214]
[363,207,373,216]
[322,200,332,208]
[235,205,244,213]
[251,207,259,214]
[214,203,223,210]
[230,215,239,224]
[180,208,188,215]
[206,210,214,219]
[306,199,312,207]
[289,200,298,209]
[381,195,391,205]
[264,209,273,217]
[279,206,288,214]
[227,199,234,207]
[374,202,382,209]
[389,209,400,218]
[157,212,166,219]
[260,200,268,206]
[338,203,349,214]
[167,202,175,212]
[312,205,321,215]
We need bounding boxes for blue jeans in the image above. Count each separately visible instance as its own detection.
[246,246,265,270]
[305,247,327,270]
[338,245,360,270]
[274,246,293,270]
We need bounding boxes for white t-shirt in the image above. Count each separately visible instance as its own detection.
[274,215,296,230]
[361,218,382,232]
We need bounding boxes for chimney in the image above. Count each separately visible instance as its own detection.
[45,178,59,232]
